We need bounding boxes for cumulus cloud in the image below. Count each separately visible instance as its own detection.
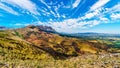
[2,0,39,15]
[0,2,18,15]
[90,0,110,11]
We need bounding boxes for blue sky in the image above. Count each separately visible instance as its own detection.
[0,0,120,33]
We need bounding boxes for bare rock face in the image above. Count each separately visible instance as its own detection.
[37,25,56,33]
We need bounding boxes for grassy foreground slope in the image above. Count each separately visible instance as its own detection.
[0,30,49,60]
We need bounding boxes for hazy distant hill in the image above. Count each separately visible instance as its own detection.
[0,26,7,30]
[59,32,120,39]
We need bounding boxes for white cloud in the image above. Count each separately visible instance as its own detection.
[72,0,81,8]
[40,0,56,17]
[111,13,120,19]
[2,0,39,15]
[90,0,110,11]
[84,3,120,21]
[0,2,18,15]
[36,1,120,33]
[40,0,51,8]
[108,3,120,13]
[84,11,98,19]
[14,23,31,26]
[41,5,119,33]
[79,8,103,20]
[61,15,66,18]
[40,0,61,18]
[0,0,119,33]
[54,6,60,18]
[37,19,102,33]
[14,23,23,26]
[89,20,100,27]
[99,17,109,21]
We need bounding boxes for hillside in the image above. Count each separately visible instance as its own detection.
[0,25,109,59]
[15,25,111,54]
[0,25,120,67]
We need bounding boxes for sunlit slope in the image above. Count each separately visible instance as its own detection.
[0,30,48,60]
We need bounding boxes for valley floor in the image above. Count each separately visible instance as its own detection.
[0,53,120,68]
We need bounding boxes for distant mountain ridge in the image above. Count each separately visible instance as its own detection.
[33,25,120,38]
[29,25,120,38]
[36,25,57,33]
[59,32,120,38]
[0,26,7,30]
[1,25,120,38]
[1,25,120,37]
